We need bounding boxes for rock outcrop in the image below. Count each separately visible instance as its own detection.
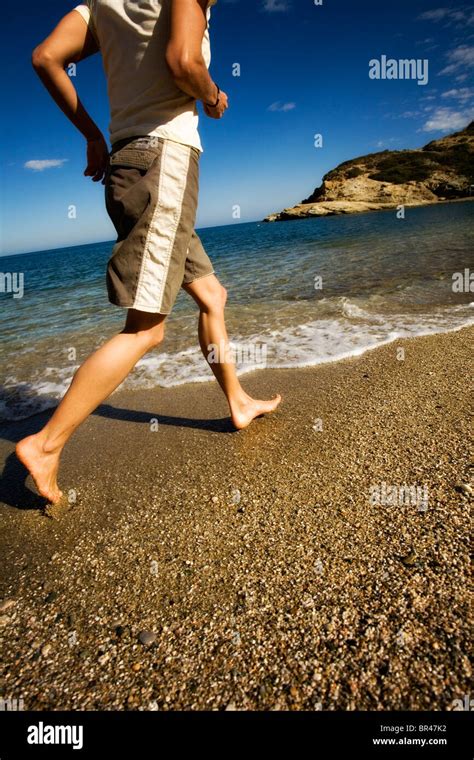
[264,121,474,222]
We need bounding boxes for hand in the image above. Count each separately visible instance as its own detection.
[84,135,109,183]
[203,89,229,119]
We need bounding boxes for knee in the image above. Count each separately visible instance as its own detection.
[141,322,165,350]
[128,321,165,351]
[124,310,166,350]
[221,286,228,308]
[202,284,227,314]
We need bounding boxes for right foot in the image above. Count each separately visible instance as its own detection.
[16,434,63,504]
[230,394,282,430]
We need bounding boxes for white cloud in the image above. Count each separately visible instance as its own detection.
[400,110,422,118]
[376,137,400,148]
[268,101,296,112]
[24,159,68,171]
[439,44,474,75]
[263,0,290,12]
[419,9,451,22]
[441,87,474,101]
[422,106,474,131]
[418,7,474,25]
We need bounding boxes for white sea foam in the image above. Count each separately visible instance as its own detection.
[1,302,473,421]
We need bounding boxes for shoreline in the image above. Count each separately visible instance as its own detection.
[263,195,474,223]
[0,326,472,710]
[2,315,473,425]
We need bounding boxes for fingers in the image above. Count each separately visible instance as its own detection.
[84,164,107,182]
[84,154,109,182]
[84,136,110,182]
[203,94,229,119]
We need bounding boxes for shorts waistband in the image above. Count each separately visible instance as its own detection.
[110,135,155,154]
[111,135,201,158]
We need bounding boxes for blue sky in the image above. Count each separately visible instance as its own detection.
[1,0,473,255]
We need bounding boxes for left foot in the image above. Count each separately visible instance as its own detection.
[230,394,282,430]
[15,434,63,504]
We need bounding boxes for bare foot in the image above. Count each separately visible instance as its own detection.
[15,434,63,504]
[230,394,282,430]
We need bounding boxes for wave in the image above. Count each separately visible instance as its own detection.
[1,301,473,422]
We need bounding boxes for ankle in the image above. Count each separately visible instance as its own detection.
[36,430,63,456]
[229,391,251,409]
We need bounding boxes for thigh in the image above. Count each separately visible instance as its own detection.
[182,231,215,286]
[123,308,167,333]
[105,138,200,315]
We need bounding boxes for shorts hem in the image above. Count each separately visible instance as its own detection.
[109,299,171,315]
[183,269,215,286]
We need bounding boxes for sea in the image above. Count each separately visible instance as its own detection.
[0,200,472,422]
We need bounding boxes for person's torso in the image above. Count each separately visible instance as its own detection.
[87,0,215,151]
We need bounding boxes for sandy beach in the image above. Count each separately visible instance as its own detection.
[0,326,472,711]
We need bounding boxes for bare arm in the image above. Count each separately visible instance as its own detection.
[32,9,108,182]
[166,0,228,119]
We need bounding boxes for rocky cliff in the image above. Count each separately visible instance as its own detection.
[264,121,474,222]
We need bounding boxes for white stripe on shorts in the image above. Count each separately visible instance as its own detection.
[132,140,191,313]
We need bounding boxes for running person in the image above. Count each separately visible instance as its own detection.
[17,0,281,505]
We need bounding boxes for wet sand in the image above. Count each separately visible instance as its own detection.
[0,326,472,710]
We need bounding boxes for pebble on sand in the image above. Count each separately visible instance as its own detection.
[400,550,418,567]
[138,631,157,647]
[455,483,473,497]
[0,600,16,613]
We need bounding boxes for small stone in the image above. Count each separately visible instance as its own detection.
[138,630,156,647]
[44,592,58,604]
[455,483,473,497]
[98,652,110,666]
[400,550,418,567]
[211,496,219,504]
[230,489,241,505]
[225,702,237,711]
[41,644,52,657]
[0,616,10,627]
[132,662,142,672]
[0,600,16,613]
[117,625,132,641]
[231,631,241,646]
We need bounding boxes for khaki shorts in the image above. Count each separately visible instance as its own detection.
[104,136,214,314]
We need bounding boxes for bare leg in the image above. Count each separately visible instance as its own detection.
[183,274,281,429]
[16,310,166,503]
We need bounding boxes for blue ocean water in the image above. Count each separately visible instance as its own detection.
[0,201,473,421]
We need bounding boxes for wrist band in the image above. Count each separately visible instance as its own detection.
[205,85,220,108]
